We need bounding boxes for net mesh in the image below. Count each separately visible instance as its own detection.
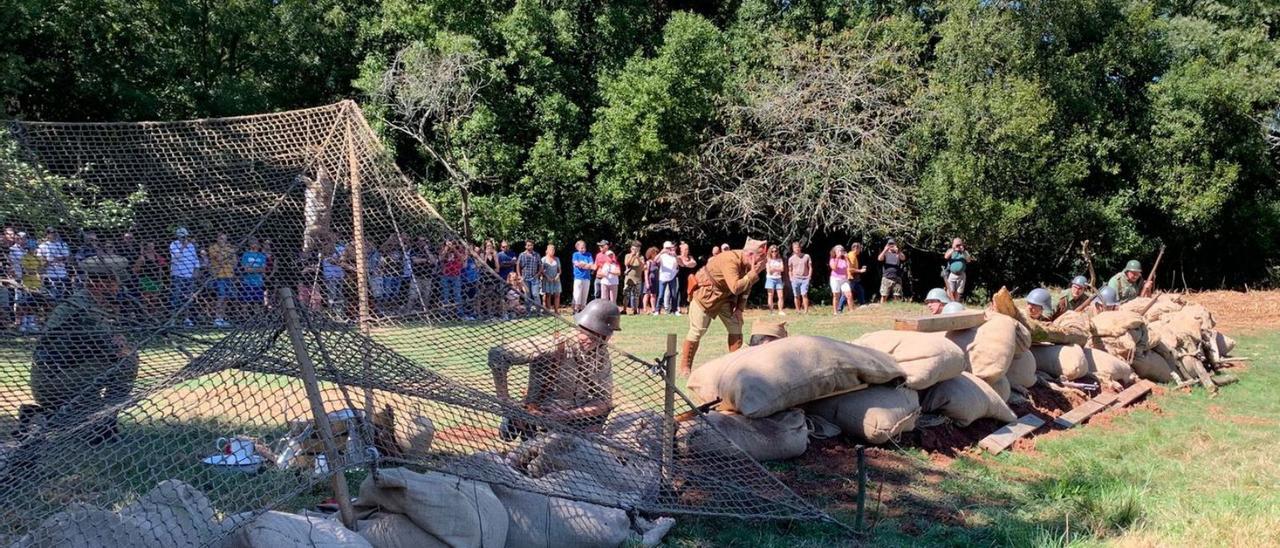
[0,102,833,546]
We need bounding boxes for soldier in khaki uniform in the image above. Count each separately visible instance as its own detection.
[20,254,137,444]
[679,238,767,376]
[489,299,619,439]
[1051,276,1092,320]
[749,318,788,347]
[1107,260,1152,303]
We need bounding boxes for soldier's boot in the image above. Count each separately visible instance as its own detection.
[727,334,744,353]
[678,341,699,378]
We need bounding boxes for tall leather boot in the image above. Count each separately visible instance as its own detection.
[727,334,744,353]
[678,340,699,377]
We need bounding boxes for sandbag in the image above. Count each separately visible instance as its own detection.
[678,409,808,462]
[1007,350,1038,389]
[688,335,905,418]
[1131,350,1175,383]
[490,475,632,548]
[353,468,506,548]
[946,314,1031,385]
[11,503,169,548]
[1044,311,1091,346]
[851,331,966,390]
[1084,348,1136,387]
[508,433,658,503]
[1120,294,1184,322]
[119,480,223,547]
[1181,303,1216,330]
[603,410,663,461]
[802,386,919,444]
[1091,311,1146,338]
[391,416,435,460]
[1031,344,1090,381]
[920,372,1017,427]
[357,513,443,548]
[991,375,1012,402]
[1215,331,1237,357]
[229,511,371,548]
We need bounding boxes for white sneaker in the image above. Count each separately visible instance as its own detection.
[674,311,682,317]
[778,311,786,316]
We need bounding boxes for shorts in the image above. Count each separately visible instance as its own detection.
[830,278,851,294]
[946,272,966,295]
[764,278,784,290]
[791,279,810,296]
[210,278,234,299]
[880,277,903,297]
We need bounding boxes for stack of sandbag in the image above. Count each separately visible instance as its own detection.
[687,335,905,418]
[1084,347,1137,387]
[1090,310,1150,363]
[1120,294,1186,322]
[234,512,371,548]
[920,372,1017,427]
[945,312,1031,398]
[851,331,967,390]
[803,386,920,444]
[507,433,658,506]
[1032,310,1091,346]
[1007,350,1038,391]
[677,408,809,462]
[351,467,507,548]
[1030,343,1091,381]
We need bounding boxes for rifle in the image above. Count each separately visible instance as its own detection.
[674,398,721,423]
[1142,245,1166,298]
[1080,240,1096,289]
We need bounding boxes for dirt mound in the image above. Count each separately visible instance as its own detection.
[1184,290,1280,332]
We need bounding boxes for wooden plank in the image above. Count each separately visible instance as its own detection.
[1054,390,1123,429]
[893,310,986,333]
[979,414,1045,455]
[1114,380,1154,408]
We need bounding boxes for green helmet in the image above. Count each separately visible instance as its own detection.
[925,288,951,303]
[575,299,622,338]
[1124,260,1142,273]
[941,302,966,314]
[1026,288,1052,310]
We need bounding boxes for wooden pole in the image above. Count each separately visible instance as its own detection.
[346,106,377,455]
[662,333,677,483]
[278,287,356,530]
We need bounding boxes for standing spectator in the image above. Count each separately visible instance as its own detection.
[36,227,71,300]
[134,241,167,319]
[516,240,543,315]
[571,240,594,313]
[829,245,854,316]
[376,237,402,313]
[643,246,660,314]
[204,233,236,327]
[496,240,518,280]
[593,240,611,297]
[504,272,525,318]
[12,233,43,331]
[321,240,349,321]
[787,242,812,315]
[169,227,200,327]
[878,238,907,304]
[482,239,500,273]
[439,241,465,317]
[403,237,437,314]
[239,238,268,317]
[764,245,786,315]
[847,242,868,307]
[623,241,645,315]
[943,237,972,302]
[597,250,621,305]
[657,242,681,315]
[74,231,100,265]
[541,244,562,312]
[676,242,698,313]
[2,227,16,328]
[461,245,482,321]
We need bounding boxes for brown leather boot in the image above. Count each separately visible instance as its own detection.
[727,334,744,353]
[678,340,699,377]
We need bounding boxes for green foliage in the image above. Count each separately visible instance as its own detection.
[0,135,145,232]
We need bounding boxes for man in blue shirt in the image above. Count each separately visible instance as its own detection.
[239,239,268,311]
[571,240,594,313]
[496,240,518,280]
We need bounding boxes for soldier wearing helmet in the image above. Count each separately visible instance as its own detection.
[924,287,951,315]
[1094,286,1120,312]
[749,318,788,346]
[1025,288,1053,321]
[20,253,138,444]
[941,302,966,314]
[1107,260,1152,304]
[489,298,619,438]
[1052,275,1092,320]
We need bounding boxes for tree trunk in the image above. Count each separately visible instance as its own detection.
[459,183,473,242]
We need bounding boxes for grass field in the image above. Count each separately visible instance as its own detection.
[606,302,1280,547]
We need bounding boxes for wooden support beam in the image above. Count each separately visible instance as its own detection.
[1113,380,1154,408]
[1053,392,1117,429]
[661,334,676,484]
[893,310,986,333]
[979,414,1044,455]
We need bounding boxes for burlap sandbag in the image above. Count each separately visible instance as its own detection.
[1215,331,1237,357]
[490,473,632,548]
[119,480,223,547]
[603,410,663,461]
[991,375,1012,401]
[1031,344,1090,381]
[1045,311,1091,346]
[390,416,435,460]
[1091,311,1146,338]
[802,386,919,444]
[1131,350,1175,383]
[688,335,905,418]
[1007,350,1038,389]
[946,313,1031,385]
[357,513,444,548]
[920,372,1017,427]
[1181,303,1216,330]
[1084,348,1137,387]
[851,331,966,390]
[508,433,658,503]
[353,468,506,548]
[678,409,808,462]
[229,511,372,548]
[11,503,169,548]
[1120,294,1184,322]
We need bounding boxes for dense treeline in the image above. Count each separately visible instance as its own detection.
[2,0,1278,290]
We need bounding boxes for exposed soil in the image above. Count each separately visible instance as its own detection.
[1184,290,1280,333]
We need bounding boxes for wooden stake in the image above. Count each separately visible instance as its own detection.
[347,108,370,330]
[662,334,677,483]
[278,287,356,530]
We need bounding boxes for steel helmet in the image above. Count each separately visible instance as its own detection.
[925,288,951,303]
[1026,288,1052,310]
[1071,276,1089,288]
[574,299,622,338]
[1095,286,1119,307]
[1124,260,1142,273]
[941,302,966,314]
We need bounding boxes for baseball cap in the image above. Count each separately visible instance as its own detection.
[597,239,610,246]
[886,238,897,245]
[662,241,674,249]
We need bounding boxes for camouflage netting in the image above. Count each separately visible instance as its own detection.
[0,102,833,546]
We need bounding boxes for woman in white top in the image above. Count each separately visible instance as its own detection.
[597,250,621,305]
[764,245,786,315]
[656,242,681,315]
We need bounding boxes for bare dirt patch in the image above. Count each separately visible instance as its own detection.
[1184,290,1280,333]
